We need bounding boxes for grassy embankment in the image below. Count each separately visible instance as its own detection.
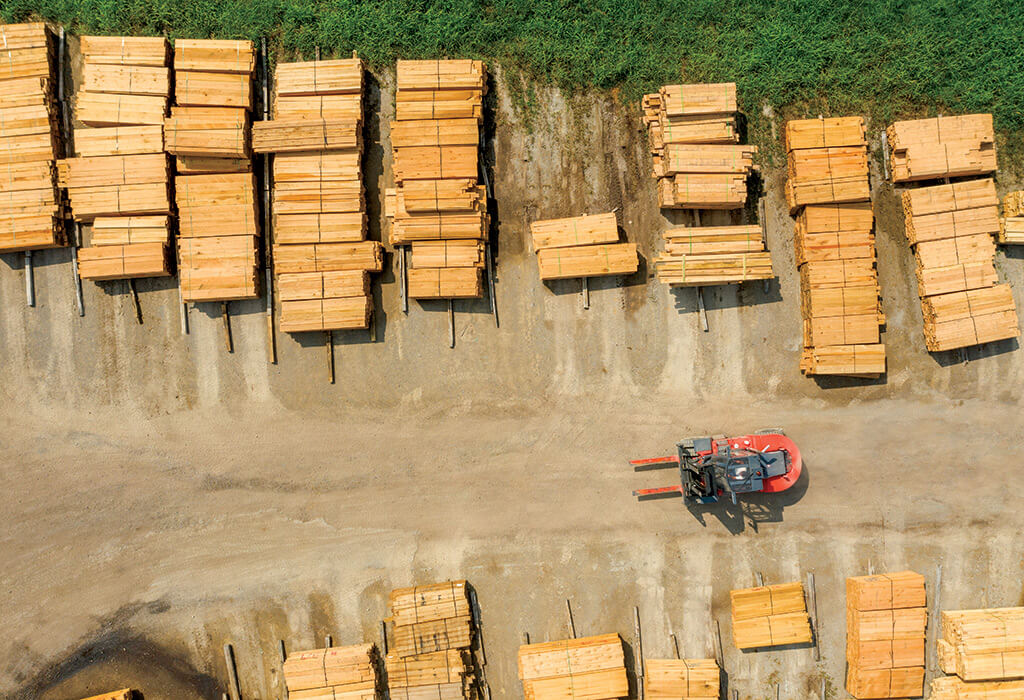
[4,0,1023,165]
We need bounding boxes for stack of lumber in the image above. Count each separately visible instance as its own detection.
[166,39,260,301]
[730,582,812,649]
[0,22,66,252]
[63,36,172,280]
[386,581,477,700]
[386,60,488,299]
[846,571,927,699]
[654,224,773,286]
[640,83,753,209]
[518,634,628,700]
[999,190,1024,244]
[901,179,1018,351]
[643,659,719,699]
[282,643,380,700]
[931,677,1024,699]
[887,115,997,182]
[254,58,382,331]
[529,212,638,281]
[937,608,1024,682]
[786,117,885,377]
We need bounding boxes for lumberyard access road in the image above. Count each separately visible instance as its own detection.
[2,67,1024,699]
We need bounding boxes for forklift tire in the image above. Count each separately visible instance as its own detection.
[755,428,785,436]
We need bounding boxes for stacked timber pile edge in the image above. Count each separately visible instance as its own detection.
[845,571,927,699]
[887,114,997,183]
[902,179,1018,351]
[0,22,67,253]
[640,82,755,209]
[283,643,380,700]
[63,36,173,281]
[1001,191,1024,244]
[887,113,1020,352]
[528,212,638,282]
[785,116,885,378]
[385,580,480,700]
[253,56,383,333]
[165,39,260,302]
[643,658,719,699]
[517,633,628,700]
[729,581,812,649]
[654,224,773,287]
[385,60,488,300]
[937,607,1024,681]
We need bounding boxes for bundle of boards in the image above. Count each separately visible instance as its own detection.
[937,607,1024,682]
[887,114,997,182]
[165,39,260,302]
[0,22,66,253]
[529,212,637,281]
[253,56,383,332]
[845,571,926,699]
[900,178,1018,350]
[730,581,812,649]
[886,112,1020,352]
[385,60,488,300]
[786,116,885,377]
[1000,191,1024,244]
[282,643,380,700]
[640,82,754,209]
[385,581,479,700]
[654,223,773,286]
[62,35,172,280]
[518,633,628,700]
[643,658,719,699]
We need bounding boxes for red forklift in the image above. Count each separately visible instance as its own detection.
[631,430,802,505]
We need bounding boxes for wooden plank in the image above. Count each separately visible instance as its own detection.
[530,213,619,250]
[174,39,255,74]
[537,243,638,280]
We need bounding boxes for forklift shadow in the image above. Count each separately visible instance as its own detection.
[686,460,810,535]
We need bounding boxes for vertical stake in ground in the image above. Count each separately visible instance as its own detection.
[634,606,644,700]
[807,571,820,662]
[261,37,276,364]
[57,26,85,316]
[279,640,288,700]
[469,587,492,700]
[581,277,590,310]
[179,288,190,335]
[128,279,142,323]
[326,330,335,384]
[477,126,498,326]
[24,251,35,307]
[222,302,233,352]
[669,632,680,659]
[880,129,891,182]
[448,299,455,348]
[399,246,408,313]
[565,599,577,639]
[758,197,770,294]
[693,210,708,331]
[325,635,332,648]
[223,643,242,700]
[928,564,943,677]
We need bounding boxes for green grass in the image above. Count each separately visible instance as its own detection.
[6,0,1024,147]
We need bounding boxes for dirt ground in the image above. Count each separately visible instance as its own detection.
[1,64,1024,700]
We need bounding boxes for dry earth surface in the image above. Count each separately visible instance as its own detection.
[1,63,1023,700]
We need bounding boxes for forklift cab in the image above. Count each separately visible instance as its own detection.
[679,440,790,504]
